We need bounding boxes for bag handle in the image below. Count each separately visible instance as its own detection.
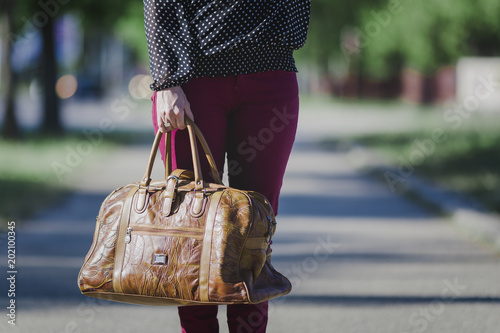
[140,117,223,188]
[186,117,223,184]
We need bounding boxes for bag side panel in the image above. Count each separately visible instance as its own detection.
[207,190,254,302]
[247,260,292,303]
[243,193,292,303]
[78,185,135,293]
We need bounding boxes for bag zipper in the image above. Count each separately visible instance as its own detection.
[125,225,204,244]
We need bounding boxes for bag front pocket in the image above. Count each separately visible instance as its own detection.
[120,226,204,301]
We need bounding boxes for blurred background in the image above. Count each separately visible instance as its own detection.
[2,1,500,332]
[1,0,500,224]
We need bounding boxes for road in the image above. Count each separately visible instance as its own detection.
[1,100,499,333]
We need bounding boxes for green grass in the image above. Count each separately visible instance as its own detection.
[0,179,70,226]
[0,131,149,230]
[324,128,500,213]
[1,136,68,228]
[299,93,420,111]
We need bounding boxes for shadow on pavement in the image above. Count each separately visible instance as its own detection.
[278,194,430,218]
[280,294,500,306]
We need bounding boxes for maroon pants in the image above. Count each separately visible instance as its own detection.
[152,70,299,333]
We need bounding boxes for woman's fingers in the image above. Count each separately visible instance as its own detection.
[185,102,194,122]
[166,108,179,130]
[156,86,191,132]
[173,105,185,129]
[157,107,166,133]
[175,102,194,130]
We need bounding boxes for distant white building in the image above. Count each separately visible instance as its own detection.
[456,57,500,112]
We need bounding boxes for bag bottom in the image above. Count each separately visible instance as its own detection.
[81,291,254,306]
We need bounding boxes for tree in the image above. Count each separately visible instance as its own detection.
[1,0,22,139]
[40,13,62,134]
[358,0,500,79]
[37,0,139,134]
[294,0,386,73]
[4,0,140,136]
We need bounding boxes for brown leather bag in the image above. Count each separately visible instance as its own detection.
[77,118,291,305]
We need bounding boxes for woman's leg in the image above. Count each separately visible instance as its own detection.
[178,305,219,333]
[226,301,269,333]
[225,70,300,332]
[226,70,299,213]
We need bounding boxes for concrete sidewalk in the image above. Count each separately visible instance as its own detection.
[2,102,500,333]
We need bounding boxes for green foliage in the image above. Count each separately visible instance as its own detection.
[13,0,149,79]
[359,0,500,78]
[15,0,500,81]
[296,0,386,72]
[298,0,500,78]
[15,0,140,33]
[65,0,137,28]
[67,0,149,64]
[114,1,150,65]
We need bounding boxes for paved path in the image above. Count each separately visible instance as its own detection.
[2,103,500,333]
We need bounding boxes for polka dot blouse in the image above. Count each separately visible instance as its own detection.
[143,0,311,90]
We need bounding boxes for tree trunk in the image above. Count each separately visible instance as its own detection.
[41,15,63,134]
[1,0,22,139]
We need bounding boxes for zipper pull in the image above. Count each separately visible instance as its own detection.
[125,227,132,244]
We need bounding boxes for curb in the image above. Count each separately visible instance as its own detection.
[342,144,500,253]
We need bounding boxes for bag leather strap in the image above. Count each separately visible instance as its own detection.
[199,190,224,302]
[162,169,194,216]
[165,130,172,179]
[186,117,222,185]
[141,117,222,189]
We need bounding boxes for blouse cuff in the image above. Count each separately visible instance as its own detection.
[150,74,192,91]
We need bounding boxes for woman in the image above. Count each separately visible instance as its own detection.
[144,1,311,332]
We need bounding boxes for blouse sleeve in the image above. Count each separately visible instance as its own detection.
[143,0,193,90]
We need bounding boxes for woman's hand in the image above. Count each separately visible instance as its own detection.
[156,86,194,132]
